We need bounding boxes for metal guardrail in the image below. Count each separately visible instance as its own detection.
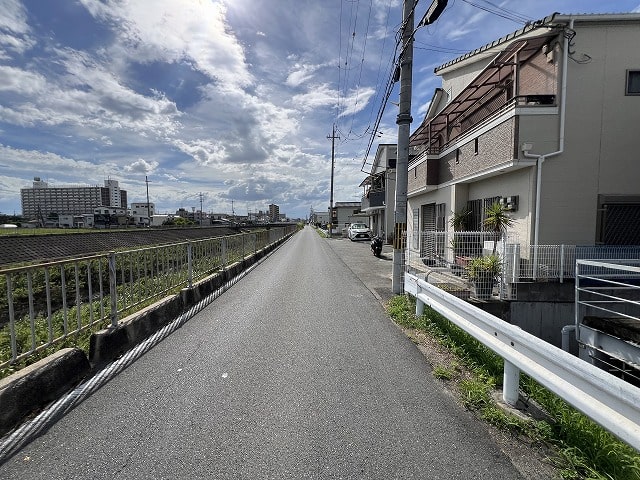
[0,226,296,370]
[405,272,640,451]
[575,259,640,379]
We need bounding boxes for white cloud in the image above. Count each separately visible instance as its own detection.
[338,87,376,118]
[124,158,159,174]
[292,83,339,112]
[0,0,34,59]
[173,139,228,166]
[80,0,253,88]
[286,63,326,87]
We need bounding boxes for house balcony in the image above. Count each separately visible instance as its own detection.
[411,94,557,157]
[361,190,386,212]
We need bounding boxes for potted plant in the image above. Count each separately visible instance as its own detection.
[466,254,502,300]
[483,202,513,254]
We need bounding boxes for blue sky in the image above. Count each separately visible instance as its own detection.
[1,0,639,219]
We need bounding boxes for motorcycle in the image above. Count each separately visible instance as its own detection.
[370,234,383,257]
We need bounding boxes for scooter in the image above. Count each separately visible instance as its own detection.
[370,234,383,257]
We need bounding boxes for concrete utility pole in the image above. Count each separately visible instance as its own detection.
[327,124,340,236]
[392,0,447,294]
[392,1,414,294]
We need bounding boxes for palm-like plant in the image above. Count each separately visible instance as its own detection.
[483,202,513,254]
[450,207,471,232]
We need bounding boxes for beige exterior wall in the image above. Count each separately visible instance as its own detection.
[534,21,640,244]
[440,57,494,102]
[466,168,534,245]
[410,17,640,247]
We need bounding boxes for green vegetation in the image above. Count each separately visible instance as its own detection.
[483,202,514,254]
[0,227,92,236]
[313,226,329,238]
[387,294,640,480]
[0,228,285,379]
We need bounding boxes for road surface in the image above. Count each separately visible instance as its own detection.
[0,226,528,479]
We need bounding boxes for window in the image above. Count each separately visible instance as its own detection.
[474,138,479,155]
[455,148,460,164]
[626,70,640,95]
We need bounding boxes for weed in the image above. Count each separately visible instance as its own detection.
[386,294,640,480]
[433,363,458,380]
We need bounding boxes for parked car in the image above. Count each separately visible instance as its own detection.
[347,223,372,241]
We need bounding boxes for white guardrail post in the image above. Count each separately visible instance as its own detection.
[406,272,640,451]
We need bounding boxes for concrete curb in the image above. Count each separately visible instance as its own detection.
[0,348,90,436]
[0,233,293,437]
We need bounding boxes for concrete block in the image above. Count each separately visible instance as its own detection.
[89,324,130,367]
[0,348,90,436]
[89,296,183,367]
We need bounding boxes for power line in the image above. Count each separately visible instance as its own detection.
[460,0,531,24]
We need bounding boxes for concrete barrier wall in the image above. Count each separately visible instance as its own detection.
[0,233,292,436]
[0,348,90,436]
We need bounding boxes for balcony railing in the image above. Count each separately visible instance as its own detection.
[361,190,385,210]
[415,94,557,157]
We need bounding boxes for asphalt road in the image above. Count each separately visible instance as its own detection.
[0,226,526,479]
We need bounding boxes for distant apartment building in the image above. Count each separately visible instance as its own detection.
[21,177,128,219]
[268,204,280,222]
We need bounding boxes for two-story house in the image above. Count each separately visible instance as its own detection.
[360,144,397,243]
[407,13,640,265]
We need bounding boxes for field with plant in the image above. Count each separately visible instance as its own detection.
[0,227,298,378]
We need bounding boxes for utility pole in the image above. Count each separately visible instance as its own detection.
[199,192,204,225]
[392,0,447,294]
[145,175,151,227]
[392,0,414,294]
[327,124,340,236]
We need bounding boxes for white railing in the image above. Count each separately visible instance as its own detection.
[405,230,640,299]
[575,259,640,380]
[405,272,640,450]
[0,226,296,370]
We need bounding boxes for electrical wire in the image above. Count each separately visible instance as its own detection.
[460,0,531,24]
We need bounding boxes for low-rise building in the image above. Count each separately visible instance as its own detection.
[407,13,640,264]
[131,202,155,226]
[360,144,397,243]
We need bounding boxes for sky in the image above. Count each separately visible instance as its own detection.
[1,1,640,220]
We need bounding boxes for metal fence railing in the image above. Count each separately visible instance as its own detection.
[0,226,296,371]
[405,230,640,300]
[575,259,640,383]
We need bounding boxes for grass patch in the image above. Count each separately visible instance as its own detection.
[432,363,458,380]
[387,294,640,480]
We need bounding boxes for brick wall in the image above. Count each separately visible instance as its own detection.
[519,49,558,96]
